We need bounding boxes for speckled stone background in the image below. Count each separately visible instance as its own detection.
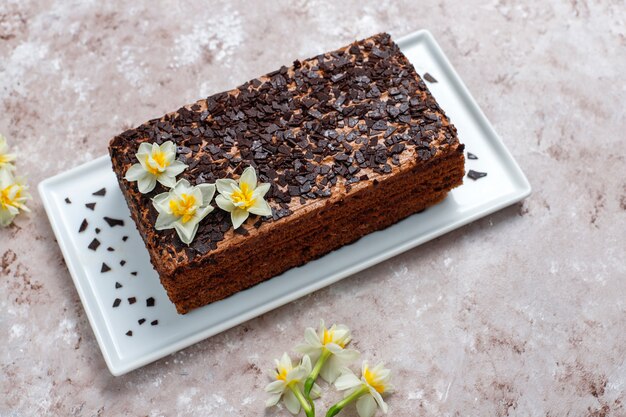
[1,0,625,416]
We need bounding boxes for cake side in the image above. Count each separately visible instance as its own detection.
[167,148,464,313]
[109,33,464,313]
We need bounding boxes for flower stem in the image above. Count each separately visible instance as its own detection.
[289,384,315,417]
[305,349,332,396]
[325,385,369,417]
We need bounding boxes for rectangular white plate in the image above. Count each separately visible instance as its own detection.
[38,29,531,376]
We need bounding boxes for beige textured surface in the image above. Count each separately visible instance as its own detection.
[1,1,625,416]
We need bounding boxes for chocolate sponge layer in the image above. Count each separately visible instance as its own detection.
[109,33,464,314]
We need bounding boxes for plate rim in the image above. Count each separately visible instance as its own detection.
[38,29,531,375]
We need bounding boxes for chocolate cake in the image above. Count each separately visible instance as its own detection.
[109,33,465,314]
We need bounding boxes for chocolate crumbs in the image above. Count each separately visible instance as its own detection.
[87,238,100,251]
[85,202,96,211]
[107,247,115,252]
[138,318,146,325]
[128,297,136,305]
[467,170,487,180]
[65,198,72,204]
[103,217,125,227]
[150,320,159,326]
[112,298,121,307]
[423,72,438,83]
[467,152,478,160]
[125,330,133,336]
[101,263,111,273]
[78,219,88,233]
[92,188,106,197]
[146,297,155,307]
[115,282,122,289]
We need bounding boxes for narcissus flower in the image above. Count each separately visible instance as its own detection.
[152,179,215,244]
[0,170,30,227]
[296,320,360,384]
[215,166,272,229]
[0,134,16,173]
[265,353,319,415]
[333,362,393,417]
[125,141,188,193]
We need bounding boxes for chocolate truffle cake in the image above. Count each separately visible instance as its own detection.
[109,33,465,314]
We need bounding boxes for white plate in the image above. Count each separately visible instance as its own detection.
[38,29,531,376]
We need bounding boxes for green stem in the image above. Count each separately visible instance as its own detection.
[325,385,369,417]
[289,384,315,417]
[304,349,332,397]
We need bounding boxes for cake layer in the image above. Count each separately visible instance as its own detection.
[166,150,464,313]
[109,33,465,313]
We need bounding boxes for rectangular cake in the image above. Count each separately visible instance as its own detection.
[109,33,465,314]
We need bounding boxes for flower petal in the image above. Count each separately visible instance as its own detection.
[166,160,188,177]
[321,356,343,383]
[152,192,171,213]
[239,166,257,191]
[124,163,147,181]
[231,208,249,229]
[334,371,362,391]
[247,197,272,217]
[157,173,176,189]
[282,388,300,415]
[356,394,377,417]
[215,194,235,212]
[252,182,271,199]
[173,178,192,195]
[136,142,152,157]
[265,393,282,408]
[293,344,321,361]
[0,209,16,227]
[370,389,388,413]
[174,220,199,245]
[265,380,286,394]
[197,183,216,206]
[304,327,322,347]
[137,175,157,193]
[216,178,237,195]
[155,212,178,230]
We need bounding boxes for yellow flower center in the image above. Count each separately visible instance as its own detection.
[322,328,346,348]
[231,182,255,209]
[1,185,20,209]
[169,193,197,223]
[276,366,289,382]
[145,150,170,175]
[0,154,8,164]
[363,365,386,394]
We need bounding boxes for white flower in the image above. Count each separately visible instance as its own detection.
[265,353,320,414]
[295,320,360,383]
[152,179,215,245]
[0,170,30,227]
[215,166,272,229]
[124,141,188,193]
[0,134,16,173]
[335,362,393,417]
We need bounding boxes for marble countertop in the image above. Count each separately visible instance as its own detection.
[1,1,624,415]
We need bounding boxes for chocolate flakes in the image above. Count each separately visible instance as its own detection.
[101,263,111,273]
[138,318,146,325]
[128,297,136,305]
[109,33,460,260]
[126,330,133,337]
[65,197,72,204]
[467,170,487,180]
[423,72,438,83]
[112,298,121,307]
[150,320,159,326]
[146,297,155,307]
[85,202,96,211]
[92,188,106,197]
[115,282,122,289]
[467,152,478,160]
[88,238,101,251]
[103,217,125,227]
[78,219,88,233]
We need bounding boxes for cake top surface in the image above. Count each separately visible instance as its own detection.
[109,32,460,268]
